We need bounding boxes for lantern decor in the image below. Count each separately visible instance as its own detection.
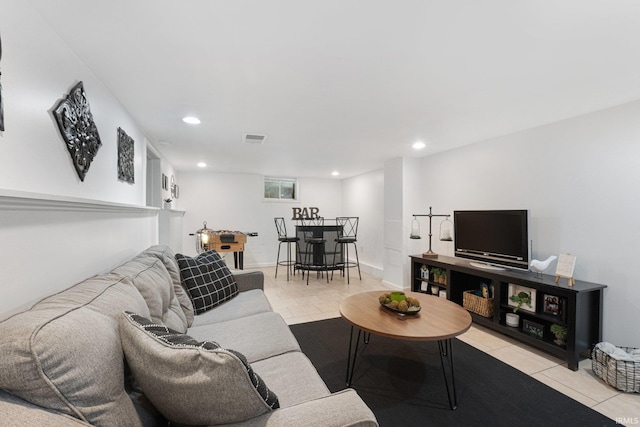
[195,221,216,254]
[410,206,450,258]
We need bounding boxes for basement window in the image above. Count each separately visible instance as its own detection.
[264,177,298,201]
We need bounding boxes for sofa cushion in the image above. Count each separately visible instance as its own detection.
[112,255,188,332]
[251,352,331,408]
[138,245,195,327]
[190,289,272,326]
[188,311,300,363]
[176,251,239,314]
[120,312,279,425]
[0,273,151,427]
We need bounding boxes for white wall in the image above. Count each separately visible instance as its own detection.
[415,100,640,346]
[342,169,384,277]
[0,2,160,318]
[176,172,343,266]
[382,158,404,288]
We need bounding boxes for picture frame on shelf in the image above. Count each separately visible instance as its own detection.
[543,294,566,321]
[507,284,536,313]
[523,319,545,340]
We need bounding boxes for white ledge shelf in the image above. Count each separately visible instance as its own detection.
[0,189,161,214]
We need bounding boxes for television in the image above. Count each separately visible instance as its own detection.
[454,210,529,270]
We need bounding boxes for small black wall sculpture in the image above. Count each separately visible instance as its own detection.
[53,82,102,181]
[117,127,134,183]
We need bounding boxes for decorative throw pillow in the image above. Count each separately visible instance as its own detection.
[119,312,279,425]
[175,251,239,314]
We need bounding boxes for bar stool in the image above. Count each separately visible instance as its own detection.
[274,217,299,281]
[332,217,361,284]
[298,217,330,285]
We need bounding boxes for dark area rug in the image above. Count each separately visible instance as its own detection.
[290,317,616,427]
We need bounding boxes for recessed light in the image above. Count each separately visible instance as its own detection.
[183,116,201,125]
[197,162,207,168]
[412,141,426,150]
[331,171,340,176]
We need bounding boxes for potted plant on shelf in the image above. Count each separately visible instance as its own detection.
[551,324,568,347]
[506,291,532,327]
[163,198,173,209]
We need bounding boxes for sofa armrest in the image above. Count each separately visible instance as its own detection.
[0,390,92,426]
[232,269,264,292]
[236,389,378,427]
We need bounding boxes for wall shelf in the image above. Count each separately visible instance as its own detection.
[0,189,160,213]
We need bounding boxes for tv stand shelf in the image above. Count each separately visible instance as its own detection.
[410,255,606,370]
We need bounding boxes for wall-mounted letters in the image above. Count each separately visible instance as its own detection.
[292,207,320,220]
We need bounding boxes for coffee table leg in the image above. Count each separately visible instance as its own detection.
[346,326,363,386]
[438,339,458,410]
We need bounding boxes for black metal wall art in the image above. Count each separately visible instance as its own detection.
[117,127,134,183]
[53,82,102,181]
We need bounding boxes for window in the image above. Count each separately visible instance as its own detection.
[264,177,298,200]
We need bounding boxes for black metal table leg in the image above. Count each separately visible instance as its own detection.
[345,328,372,386]
[438,339,458,410]
[346,326,361,386]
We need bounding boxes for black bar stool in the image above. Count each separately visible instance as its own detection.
[274,217,299,281]
[298,217,330,285]
[332,217,361,284]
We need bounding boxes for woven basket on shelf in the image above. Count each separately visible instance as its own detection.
[463,290,494,318]
[592,343,639,393]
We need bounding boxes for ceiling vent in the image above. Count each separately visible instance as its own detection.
[243,133,268,145]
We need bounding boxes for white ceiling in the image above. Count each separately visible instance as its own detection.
[28,0,640,178]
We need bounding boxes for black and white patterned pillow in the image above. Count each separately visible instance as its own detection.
[120,312,279,425]
[175,251,239,314]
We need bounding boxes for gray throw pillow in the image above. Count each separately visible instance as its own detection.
[175,251,239,314]
[120,312,279,425]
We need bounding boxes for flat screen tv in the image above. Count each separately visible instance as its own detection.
[454,210,529,270]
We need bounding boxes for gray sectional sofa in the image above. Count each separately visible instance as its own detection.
[0,245,377,426]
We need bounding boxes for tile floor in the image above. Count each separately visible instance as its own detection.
[257,264,639,426]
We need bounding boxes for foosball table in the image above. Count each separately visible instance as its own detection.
[193,224,257,269]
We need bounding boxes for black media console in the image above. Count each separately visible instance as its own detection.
[410,255,606,370]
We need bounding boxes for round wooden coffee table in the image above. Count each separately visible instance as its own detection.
[340,290,472,409]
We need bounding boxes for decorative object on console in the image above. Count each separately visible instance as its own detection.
[508,284,535,313]
[410,206,451,258]
[551,324,568,346]
[543,294,566,321]
[555,253,576,286]
[507,285,534,328]
[530,255,557,277]
[523,319,545,340]
[117,127,134,183]
[439,216,454,241]
[505,312,520,327]
[52,81,102,181]
[462,290,494,318]
[163,198,172,209]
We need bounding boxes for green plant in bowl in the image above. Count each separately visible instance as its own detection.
[390,291,406,302]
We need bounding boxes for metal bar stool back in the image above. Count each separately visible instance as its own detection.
[332,216,361,283]
[298,217,330,285]
[274,217,299,281]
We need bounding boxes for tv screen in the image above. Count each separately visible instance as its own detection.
[454,210,529,270]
